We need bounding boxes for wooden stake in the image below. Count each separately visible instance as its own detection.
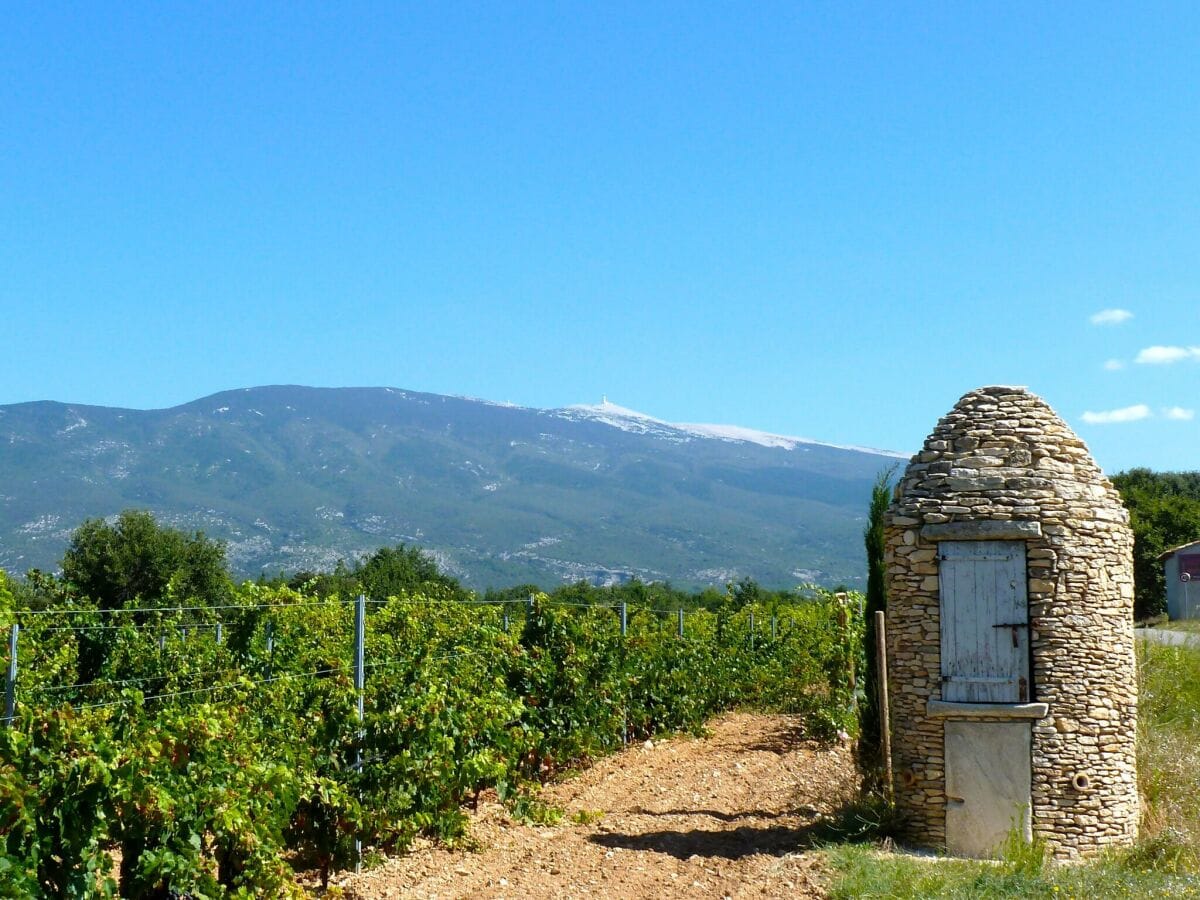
[875,610,894,799]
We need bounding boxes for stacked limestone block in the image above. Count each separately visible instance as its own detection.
[884,386,1137,859]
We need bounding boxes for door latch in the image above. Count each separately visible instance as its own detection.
[993,622,1025,648]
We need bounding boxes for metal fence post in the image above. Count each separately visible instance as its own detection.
[619,602,628,746]
[215,622,223,645]
[503,613,510,633]
[353,593,366,872]
[677,608,684,638]
[5,624,17,727]
[771,615,777,640]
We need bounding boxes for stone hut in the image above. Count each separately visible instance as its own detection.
[884,386,1137,859]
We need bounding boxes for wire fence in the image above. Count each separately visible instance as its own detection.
[2,593,816,726]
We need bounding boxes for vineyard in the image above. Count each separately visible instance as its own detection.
[0,581,862,898]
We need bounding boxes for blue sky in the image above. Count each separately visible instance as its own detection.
[2,3,1197,472]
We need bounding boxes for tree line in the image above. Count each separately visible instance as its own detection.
[8,465,1196,623]
[1110,468,1200,620]
[4,509,827,617]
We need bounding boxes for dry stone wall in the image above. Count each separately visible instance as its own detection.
[884,386,1137,858]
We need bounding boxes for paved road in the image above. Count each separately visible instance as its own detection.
[1137,627,1200,647]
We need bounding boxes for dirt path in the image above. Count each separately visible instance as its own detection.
[337,712,858,899]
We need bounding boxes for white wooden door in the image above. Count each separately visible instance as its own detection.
[939,540,1029,703]
[945,721,1032,857]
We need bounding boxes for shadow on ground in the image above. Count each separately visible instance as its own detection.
[742,725,831,755]
[588,798,897,861]
[589,822,827,861]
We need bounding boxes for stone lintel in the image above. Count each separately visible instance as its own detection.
[921,520,1042,542]
[927,699,1049,720]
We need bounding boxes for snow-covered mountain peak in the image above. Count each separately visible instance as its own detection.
[554,400,686,441]
[674,421,807,450]
[560,401,792,448]
[564,399,667,424]
[551,398,906,457]
[677,422,908,457]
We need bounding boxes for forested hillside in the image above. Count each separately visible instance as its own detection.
[0,386,902,590]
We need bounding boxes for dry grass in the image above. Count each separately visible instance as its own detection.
[1137,642,1200,869]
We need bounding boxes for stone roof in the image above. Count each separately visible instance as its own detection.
[891,384,1127,527]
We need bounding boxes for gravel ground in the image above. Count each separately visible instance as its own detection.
[332,712,858,899]
[1139,627,1200,647]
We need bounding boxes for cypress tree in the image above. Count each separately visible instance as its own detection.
[859,465,896,792]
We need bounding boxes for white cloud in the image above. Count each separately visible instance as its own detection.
[1164,407,1196,421]
[1135,345,1200,365]
[1090,308,1134,326]
[1080,404,1152,425]
[1103,359,1125,371]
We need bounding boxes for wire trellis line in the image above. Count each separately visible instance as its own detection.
[9,598,355,618]
[361,648,483,672]
[8,595,678,623]
[39,667,243,694]
[71,664,350,711]
[365,597,517,607]
[37,622,223,634]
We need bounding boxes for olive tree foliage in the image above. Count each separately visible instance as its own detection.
[288,544,464,602]
[61,510,231,610]
[858,465,896,792]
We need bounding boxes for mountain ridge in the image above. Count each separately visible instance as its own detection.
[0,385,904,589]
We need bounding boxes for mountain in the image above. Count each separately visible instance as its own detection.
[0,386,905,589]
